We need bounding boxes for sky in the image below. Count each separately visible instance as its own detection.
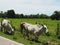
[0,0,60,15]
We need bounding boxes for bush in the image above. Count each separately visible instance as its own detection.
[57,34,60,39]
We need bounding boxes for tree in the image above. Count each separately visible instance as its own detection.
[0,11,5,18]
[40,14,49,19]
[51,11,60,20]
[6,10,15,18]
[20,14,24,18]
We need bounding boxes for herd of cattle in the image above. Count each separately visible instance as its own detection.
[0,19,49,41]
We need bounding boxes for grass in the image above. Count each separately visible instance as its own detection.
[0,18,60,45]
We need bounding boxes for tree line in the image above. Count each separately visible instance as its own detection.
[0,9,60,20]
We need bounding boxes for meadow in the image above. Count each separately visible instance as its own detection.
[0,18,60,45]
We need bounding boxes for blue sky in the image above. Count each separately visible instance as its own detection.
[0,0,60,15]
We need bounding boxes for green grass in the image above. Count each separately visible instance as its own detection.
[0,18,60,45]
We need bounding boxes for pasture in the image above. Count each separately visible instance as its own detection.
[0,18,60,45]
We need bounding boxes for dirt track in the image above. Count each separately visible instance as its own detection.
[0,36,24,45]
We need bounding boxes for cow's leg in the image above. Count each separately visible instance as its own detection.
[34,34,39,42]
[23,32,26,39]
[23,29,29,39]
[25,30,29,40]
[4,28,6,33]
[20,24,24,34]
[4,28,8,34]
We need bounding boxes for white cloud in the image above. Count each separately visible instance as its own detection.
[32,0,59,5]
[0,0,60,15]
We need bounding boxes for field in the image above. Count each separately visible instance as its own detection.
[0,18,60,45]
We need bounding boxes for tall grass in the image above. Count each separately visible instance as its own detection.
[0,18,60,45]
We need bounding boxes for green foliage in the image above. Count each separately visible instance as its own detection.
[1,10,60,20]
[57,34,60,39]
[0,18,60,45]
[6,9,15,18]
[56,23,60,39]
[40,14,49,19]
[51,11,60,20]
[0,10,49,19]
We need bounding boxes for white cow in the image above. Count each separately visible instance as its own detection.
[20,22,48,41]
[1,19,14,35]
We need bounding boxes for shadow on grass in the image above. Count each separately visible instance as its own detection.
[27,39,41,43]
[4,31,14,35]
[28,39,49,45]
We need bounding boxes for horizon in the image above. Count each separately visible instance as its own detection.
[0,0,60,16]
